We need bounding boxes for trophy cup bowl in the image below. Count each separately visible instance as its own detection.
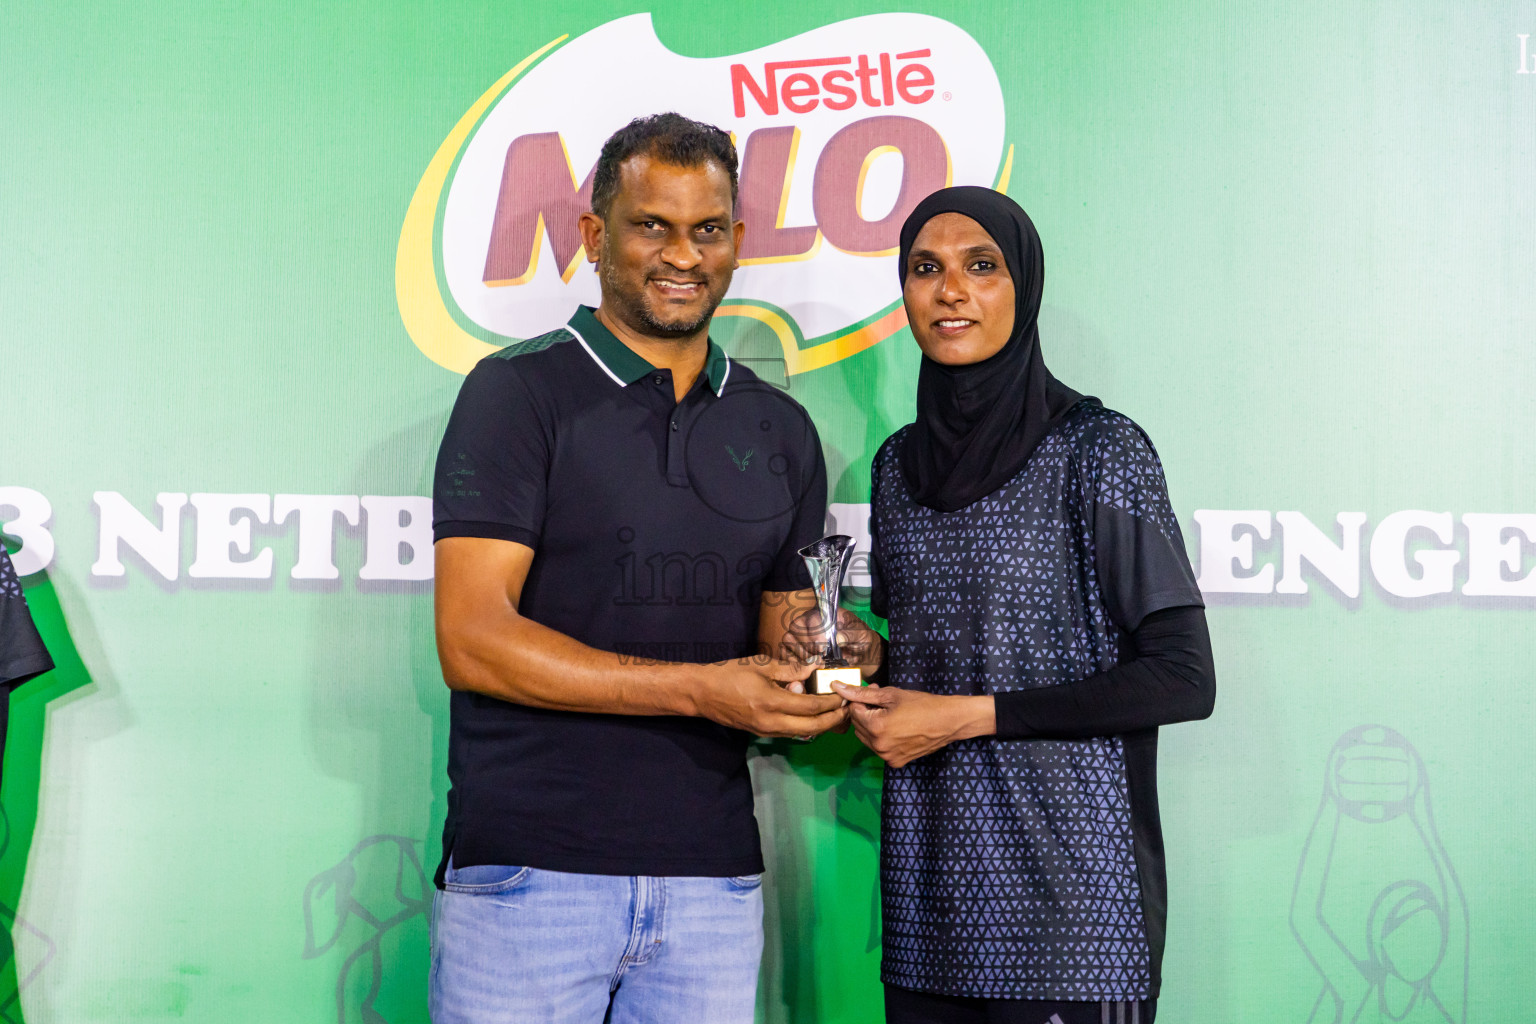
[797,534,865,696]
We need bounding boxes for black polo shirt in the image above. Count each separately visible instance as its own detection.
[432,305,827,882]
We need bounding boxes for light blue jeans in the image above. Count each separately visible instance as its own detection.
[428,861,764,1023]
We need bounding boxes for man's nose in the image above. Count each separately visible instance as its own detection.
[662,231,702,270]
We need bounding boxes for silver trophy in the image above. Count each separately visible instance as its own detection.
[797,534,865,695]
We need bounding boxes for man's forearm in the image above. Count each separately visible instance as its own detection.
[437,605,709,716]
[439,606,844,739]
[433,539,841,736]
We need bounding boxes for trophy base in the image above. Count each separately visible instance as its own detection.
[809,666,864,695]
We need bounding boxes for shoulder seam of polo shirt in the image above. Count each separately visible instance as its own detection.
[485,325,576,362]
[482,306,733,396]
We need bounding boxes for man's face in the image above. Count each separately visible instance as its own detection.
[902,212,1016,366]
[587,154,744,340]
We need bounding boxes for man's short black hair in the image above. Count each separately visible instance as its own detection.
[591,113,739,220]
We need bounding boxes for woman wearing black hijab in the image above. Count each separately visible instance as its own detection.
[834,187,1215,1024]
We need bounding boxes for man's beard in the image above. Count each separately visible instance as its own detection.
[600,256,728,340]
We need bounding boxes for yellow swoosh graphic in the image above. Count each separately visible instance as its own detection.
[993,143,1015,194]
[395,35,568,375]
[714,302,909,376]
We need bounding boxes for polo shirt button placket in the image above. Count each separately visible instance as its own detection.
[665,410,687,486]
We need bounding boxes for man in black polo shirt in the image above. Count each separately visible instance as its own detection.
[429,114,864,1023]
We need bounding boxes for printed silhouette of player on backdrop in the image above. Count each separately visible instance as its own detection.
[1291,725,1467,1024]
[303,836,429,1024]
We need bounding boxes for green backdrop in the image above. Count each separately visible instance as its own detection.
[4,2,1534,1021]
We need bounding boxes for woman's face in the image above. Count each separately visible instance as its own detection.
[903,212,1016,366]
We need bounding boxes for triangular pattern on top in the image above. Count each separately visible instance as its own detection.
[870,403,1191,1001]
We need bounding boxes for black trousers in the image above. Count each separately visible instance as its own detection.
[884,984,1156,1024]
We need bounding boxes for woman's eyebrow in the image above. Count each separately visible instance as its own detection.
[908,245,1003,261]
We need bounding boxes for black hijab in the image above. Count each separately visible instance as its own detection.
[897,186,1088,512]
